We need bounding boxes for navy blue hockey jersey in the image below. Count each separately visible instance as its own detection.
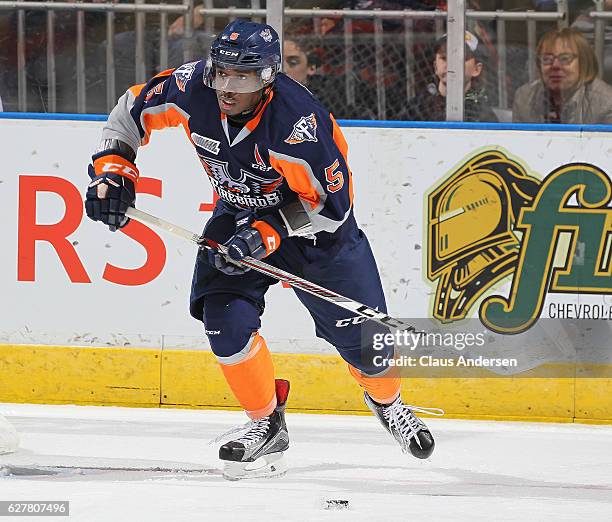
[101,60,357,240]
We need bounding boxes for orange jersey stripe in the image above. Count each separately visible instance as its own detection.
[269,155,321,211]
[330,114,349,163]
[330,114,354,206]
[245,90,275,133]
[153,68,174,79]
[141,105,191,146]
[128,83,146,98]
[128,69,172,99]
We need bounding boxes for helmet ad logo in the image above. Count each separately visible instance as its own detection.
[229,32,239,41]
[260,28,273,42]
[261,67,272,82]
[426,149,612,334]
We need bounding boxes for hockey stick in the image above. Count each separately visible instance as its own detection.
[125,207,415,332]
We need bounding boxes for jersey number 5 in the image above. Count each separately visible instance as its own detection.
[325,159,344,193]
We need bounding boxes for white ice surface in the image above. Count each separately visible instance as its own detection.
[0,403,611,522]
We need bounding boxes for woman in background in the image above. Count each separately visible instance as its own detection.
[513,27,612,124]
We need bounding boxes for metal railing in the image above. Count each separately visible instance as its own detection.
[0,0,590,119]
[0,1,192,112]
[278,6,565,117]
[590,0,612,78]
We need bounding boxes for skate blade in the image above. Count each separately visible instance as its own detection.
[222,451,286,481]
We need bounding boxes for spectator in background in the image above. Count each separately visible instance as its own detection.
[403,31,498,122]
[513,27,612,124]
[283,37,319,87]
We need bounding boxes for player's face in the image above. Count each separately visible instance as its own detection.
[539,38,580,93]
[283,40,316,85]
[215,67,264,116]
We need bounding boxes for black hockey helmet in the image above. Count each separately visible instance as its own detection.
[204,20,281,93]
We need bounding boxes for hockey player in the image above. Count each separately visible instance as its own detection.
[85,20,440,479]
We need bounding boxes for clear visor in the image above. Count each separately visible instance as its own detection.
[204,60,275,93]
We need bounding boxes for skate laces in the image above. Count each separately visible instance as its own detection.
[210,417,271,447]
[383,399,444,452]
[235,418,271,447]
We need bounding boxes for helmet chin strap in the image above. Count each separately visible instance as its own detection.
[227,85,273,127]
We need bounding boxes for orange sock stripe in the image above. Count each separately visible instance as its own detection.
[348,364,401,405]
[219,333,276,419]
[245,395,277,420]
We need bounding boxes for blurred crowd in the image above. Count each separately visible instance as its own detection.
[0,0,611,124]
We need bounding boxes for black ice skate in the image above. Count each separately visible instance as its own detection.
[364,393,443,459]
[218,379,290,480]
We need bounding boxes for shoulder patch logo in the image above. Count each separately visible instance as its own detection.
[191,132,221,155]
[173,61,198,92]
[285,113,318,145]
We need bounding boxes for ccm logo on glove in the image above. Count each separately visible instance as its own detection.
[93,155,139,183]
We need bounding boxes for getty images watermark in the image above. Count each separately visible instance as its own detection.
[370,329,519,370]
[360,318,611,378]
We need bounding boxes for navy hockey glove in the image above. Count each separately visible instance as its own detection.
[206,211,285,276]
[226,211,284,262]
[205,248,250,276]
[85,150,138,232]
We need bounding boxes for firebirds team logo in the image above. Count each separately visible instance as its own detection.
[199,154,283,208]
[285,113,318,145]
[173,61,198,92]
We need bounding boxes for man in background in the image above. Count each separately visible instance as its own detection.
[283,37,320,87]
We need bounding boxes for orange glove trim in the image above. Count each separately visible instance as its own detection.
[93,154,139,184]
[252,220,281,257]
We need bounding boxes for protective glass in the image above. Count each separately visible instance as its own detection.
[538,53,577,67]
[203,59,275,93]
